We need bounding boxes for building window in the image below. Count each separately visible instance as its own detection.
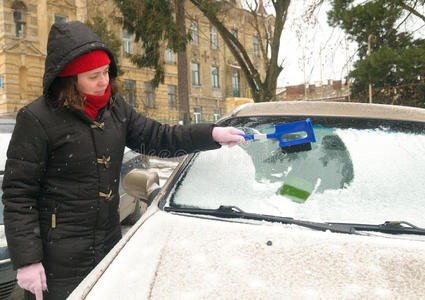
[165,40,175,64]
[123,29,133,55]
[54,14,68,23]
[13,10,24,37]
[12,1,27,37]
[191,62,200,86]
[230,29,238,47]
[193,107,202,124]
[211,66,219,88]
[231,29,238,39]
[189,20,198,44]
[168,85,177,110]
[253,36,259,57]
[165,48,174,63]
[213,108,221,122]
[210,26,218,49]
[144,82,155,108]
[232,71,240,97]
[124,80,136,107]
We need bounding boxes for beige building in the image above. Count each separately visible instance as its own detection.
[0,0,268,122]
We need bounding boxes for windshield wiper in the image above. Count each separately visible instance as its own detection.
[164,205,355,234]
[326,220,425,236]
[164,205,425,236]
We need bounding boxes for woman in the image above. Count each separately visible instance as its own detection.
[2,21,244,300]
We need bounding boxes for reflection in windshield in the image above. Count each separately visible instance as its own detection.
[169,120,425,227]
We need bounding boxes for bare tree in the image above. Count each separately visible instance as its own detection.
[190,0,290,102]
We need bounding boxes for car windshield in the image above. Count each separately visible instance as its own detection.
[167,116,425,227]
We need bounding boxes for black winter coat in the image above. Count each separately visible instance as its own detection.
[2,21,220,299]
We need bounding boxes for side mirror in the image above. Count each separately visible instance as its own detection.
[123,169,160,202]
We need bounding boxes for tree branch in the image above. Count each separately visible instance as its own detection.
[190,0,260,97]
[399,1,425,23]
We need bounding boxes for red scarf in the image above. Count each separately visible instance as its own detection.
[83,85,111,120]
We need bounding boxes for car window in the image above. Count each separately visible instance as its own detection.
[168,117,425,227]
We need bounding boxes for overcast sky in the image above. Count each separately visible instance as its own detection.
[274,1,357,87]
[271,0,425,87]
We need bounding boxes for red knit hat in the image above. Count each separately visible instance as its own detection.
[58,50,111,77]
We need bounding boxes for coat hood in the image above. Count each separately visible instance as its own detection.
[43,21,118,96]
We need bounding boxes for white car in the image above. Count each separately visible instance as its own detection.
[70,101,425,299]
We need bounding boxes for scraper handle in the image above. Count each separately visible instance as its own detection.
[240,134,268,141]
[240,134,254,140]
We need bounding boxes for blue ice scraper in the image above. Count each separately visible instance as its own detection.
[240,118,316,153]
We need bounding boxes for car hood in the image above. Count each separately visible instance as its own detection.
[73,210,425,299]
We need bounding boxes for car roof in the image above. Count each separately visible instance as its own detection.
[222,101,425,122]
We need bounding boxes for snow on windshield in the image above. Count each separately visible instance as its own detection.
[171,128,425,227]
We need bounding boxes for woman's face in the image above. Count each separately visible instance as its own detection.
[76,64,110,96]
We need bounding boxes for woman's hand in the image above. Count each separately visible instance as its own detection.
[212,127,247,147]
[17,262,48,300]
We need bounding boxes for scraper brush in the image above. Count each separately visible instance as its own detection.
[240,118,316,153]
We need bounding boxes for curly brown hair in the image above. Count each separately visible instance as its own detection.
[47,75,119,110]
